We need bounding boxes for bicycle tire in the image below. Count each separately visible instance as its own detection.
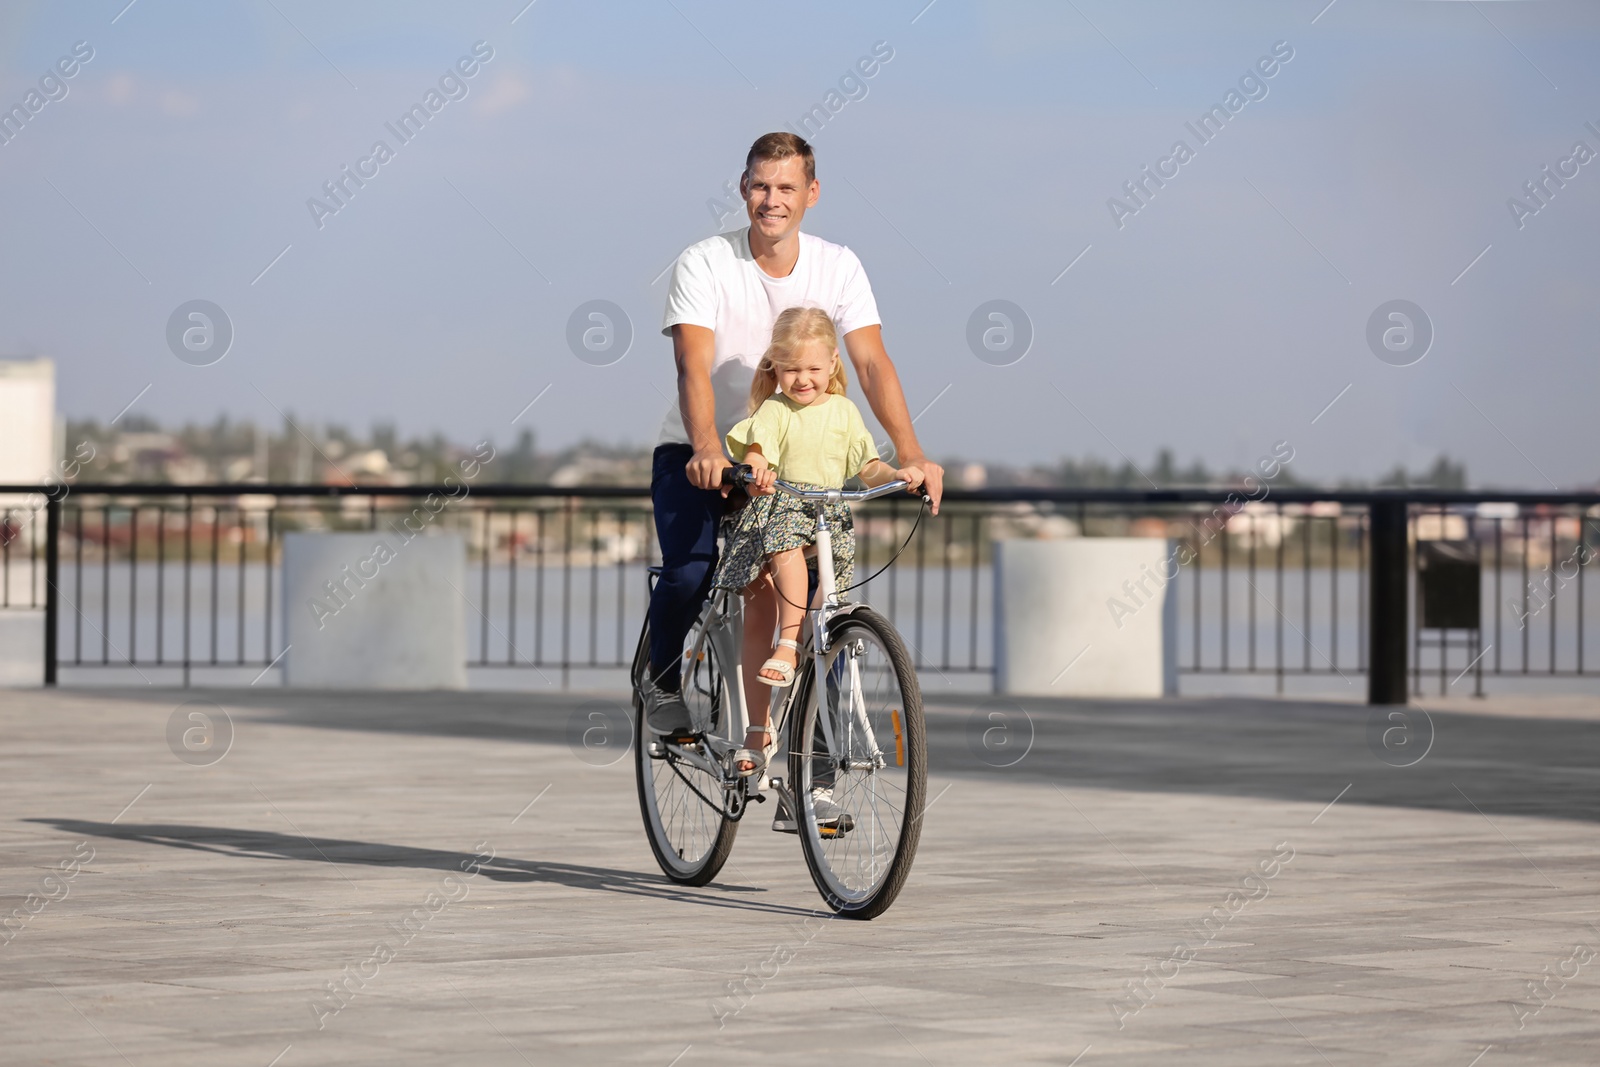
[788,606,926,919]
[632,619,739,886]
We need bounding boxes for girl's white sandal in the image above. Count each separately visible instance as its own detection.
[757,637,802,688]
[733,724,777,778]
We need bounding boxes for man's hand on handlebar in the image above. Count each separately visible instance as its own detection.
[686,448,733,496]
[860,457,934,505]
[902,458,943,515]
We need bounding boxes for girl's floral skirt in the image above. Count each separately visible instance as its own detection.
[710,482,855,594]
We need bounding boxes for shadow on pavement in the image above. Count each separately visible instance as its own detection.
[922,692,1600,825]
[27,817,822,917]
[70,687,1600,825]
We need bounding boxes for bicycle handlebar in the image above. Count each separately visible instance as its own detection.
[722,463,931,505]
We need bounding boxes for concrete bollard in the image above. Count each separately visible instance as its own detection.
[282,532,467,689]
[994,538,1177,698]
[0,610,44,688]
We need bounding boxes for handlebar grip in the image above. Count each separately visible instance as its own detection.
[721,463,753,487]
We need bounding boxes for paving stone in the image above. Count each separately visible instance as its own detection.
[1,686,1596,1065]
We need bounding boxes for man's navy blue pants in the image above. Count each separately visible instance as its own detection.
[647,444,722,692]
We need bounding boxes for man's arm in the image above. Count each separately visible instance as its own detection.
[673,323,732,494]
[842,324,944,514]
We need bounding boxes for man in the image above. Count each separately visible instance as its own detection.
[644,132,944,741]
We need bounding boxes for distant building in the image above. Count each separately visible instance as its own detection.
[0,358,57,495]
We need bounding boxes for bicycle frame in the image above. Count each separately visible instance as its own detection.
[650,473,922,814]
[671,586,747,782]
[667,580,800,798]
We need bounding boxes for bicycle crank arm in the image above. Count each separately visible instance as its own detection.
[653,740,723,781]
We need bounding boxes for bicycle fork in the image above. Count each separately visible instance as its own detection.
[819,641,886,772]
[810,514,885,775]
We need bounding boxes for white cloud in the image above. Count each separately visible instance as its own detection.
[105,73,135,106]
[161,90,200,118]
[472,74,532,117]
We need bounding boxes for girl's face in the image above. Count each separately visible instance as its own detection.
[774,342,837,406]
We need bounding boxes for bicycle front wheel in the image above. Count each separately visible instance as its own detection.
[789,607,926,919]
[632,619,738,886]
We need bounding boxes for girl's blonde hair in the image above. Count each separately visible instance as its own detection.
[748,306,848,416]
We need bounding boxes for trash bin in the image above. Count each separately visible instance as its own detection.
[1414,539,1482,696]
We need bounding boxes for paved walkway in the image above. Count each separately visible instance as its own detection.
[2,686,1597,1065]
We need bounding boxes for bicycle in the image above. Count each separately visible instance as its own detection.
[632,465,930,919]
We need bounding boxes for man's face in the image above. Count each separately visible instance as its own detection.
[742,155,819,243]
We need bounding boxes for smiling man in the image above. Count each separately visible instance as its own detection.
[643,132,944,745]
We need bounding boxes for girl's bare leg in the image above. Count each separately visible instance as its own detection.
[733,549,808,773]
[764,547,807,681]
[739,573,777,757]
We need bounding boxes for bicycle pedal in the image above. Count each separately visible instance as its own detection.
[818,814,856,838]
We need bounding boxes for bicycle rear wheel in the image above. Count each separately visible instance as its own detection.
[789,607,925,919]
[633,619,738,886]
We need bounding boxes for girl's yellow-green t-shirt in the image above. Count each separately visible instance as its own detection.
[725,393,879,487]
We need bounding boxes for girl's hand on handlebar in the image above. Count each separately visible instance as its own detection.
[746,455,777,495]
[894,465,926,495]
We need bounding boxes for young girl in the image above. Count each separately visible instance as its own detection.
[710,306,925,776]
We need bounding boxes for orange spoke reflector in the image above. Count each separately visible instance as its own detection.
[891,708,905,767]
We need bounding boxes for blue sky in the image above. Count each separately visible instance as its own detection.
[1,0,1597,487]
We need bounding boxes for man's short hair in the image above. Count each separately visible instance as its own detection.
[745,132,815,183]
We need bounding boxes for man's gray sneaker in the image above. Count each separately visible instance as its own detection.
[809,788,843,824]
[772,787,842,833]
[643,680,694,737]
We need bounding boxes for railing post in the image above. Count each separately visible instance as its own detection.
[44,494,61,686]
[1368,498,1408,705]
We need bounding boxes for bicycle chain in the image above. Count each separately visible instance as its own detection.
[662,745,746,822]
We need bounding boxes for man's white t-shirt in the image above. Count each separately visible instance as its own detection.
[656,227,881,448]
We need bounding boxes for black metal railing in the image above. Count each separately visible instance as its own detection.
[2,484,1596,702]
